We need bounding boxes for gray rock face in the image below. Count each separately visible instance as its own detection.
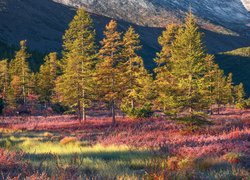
[53,0,250,35]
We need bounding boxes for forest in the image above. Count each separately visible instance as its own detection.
[0,9,249,179]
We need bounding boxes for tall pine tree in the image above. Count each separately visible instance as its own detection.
[9,40,31,106]
[234,83,246,109]
[168,13,214,116]
[121,27,153,114]
[38,52,60,106]
[154,24,179,115]
[55,9,96,122]
[0,59,9,111]
[95,20,123,125]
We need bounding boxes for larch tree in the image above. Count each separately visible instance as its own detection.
[168,12,213,116]
[38,52,60,106]
[121,26,153,114]
[154,24,179,115]
[204,55,233,114]
[55,9,97,123]
[95,20,123,125]
[212,68,233,114]
[0,59,9,111]
[9,40,31,106]
[234,83,246,109]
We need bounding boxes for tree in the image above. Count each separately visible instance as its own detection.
[167,12,214,116]
[212,69,231,114]
[154,24,179,115]
[204,55,234,114]
[9,40,31,106]
[95,20,123,125]
[0,60,9,112]
[234,83,246,109]
[121,27,154,115]
[0,60,9,101]
[38,52,60,106]
[55,9,97,122]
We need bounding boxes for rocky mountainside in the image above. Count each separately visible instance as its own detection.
[54,0,250,35]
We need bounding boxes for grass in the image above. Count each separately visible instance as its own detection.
[0,130,155,179]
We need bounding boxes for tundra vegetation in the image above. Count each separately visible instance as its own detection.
[0,9,249,179]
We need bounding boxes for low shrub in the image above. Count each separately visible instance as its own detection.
[60,137,78,145]
[195,157,228,171]
[177,157,194,170]
[51,103,68,114]
[166,156,179,171]
[43,132,54,137]
[121,103,153,118]
[0,138,14,149]
[176,115,212,126]
[223,152,244,164]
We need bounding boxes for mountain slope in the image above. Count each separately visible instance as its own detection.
[216,47,250,95]
[54,0,250,35]
[0,0,249,56]
[0,0,250,94]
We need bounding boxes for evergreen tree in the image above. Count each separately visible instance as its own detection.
[155,24,179,70]
[121,27,153,115]
[9,40,31,106]
[234,83,246,109]
[38,52,60,106]
[204,55,234,114]
[212,69,231,114]
[55,9,96,122]
[154,24,179,115]
[95,20,123,125]
[168,13,213,116]
[0,60,9,107]
[226,73,234,104]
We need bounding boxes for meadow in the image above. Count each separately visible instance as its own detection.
[0,109,249,179]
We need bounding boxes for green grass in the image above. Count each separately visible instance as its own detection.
[0,130,155,178]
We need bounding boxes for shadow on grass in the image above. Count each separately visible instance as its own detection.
[22,149,155,178]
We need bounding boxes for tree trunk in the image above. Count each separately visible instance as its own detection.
[111,101,116,125]
[217,104,220,115]
[82,106,87,123]
[188,74,193,117]
[78,101,82,124]
[131,100,134,109]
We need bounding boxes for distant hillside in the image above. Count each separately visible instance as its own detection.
[216,47,250,96]
[223,47,250,57]
[0,0,250,95]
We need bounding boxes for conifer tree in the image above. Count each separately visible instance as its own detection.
[154,24,179,115]
[95,20,123,125]
[234,83,246,109]
[55,9,96,122]
[226,73,234,104]
[38,52,60,106]
[168,12,212,116]
[9,40,31,106]
[212,69,230,114]
[121,27,153,114]
[0,60,9,106]
[204,55,233,113]
[155,24,179,70]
